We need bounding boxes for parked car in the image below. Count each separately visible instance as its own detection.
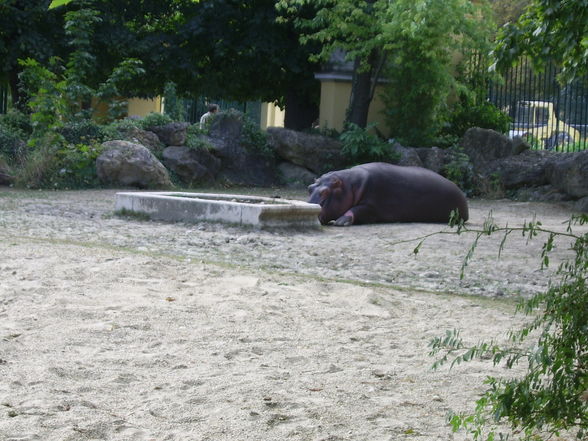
[507,100,581,150]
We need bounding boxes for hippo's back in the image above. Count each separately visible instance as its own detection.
[351,162,469,223]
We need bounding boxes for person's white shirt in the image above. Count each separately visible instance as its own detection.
[199,111,214,129]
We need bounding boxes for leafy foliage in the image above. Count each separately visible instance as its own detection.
[185,124,213,151]
[138,112,173,130]
[380,0,495,146]
[492,0,588,84]
[0,122,27,164]
[442,94,512,140]
[428,215,588,440]
[57,119,105,145]
[101,118,141,141]
[339,123,399,166]
[15,137,103,189]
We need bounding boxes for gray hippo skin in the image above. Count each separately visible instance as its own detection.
[308,162,469,226]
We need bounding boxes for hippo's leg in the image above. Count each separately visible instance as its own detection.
[331,204,376,227]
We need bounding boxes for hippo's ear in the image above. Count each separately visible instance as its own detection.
[330,176,342,187]
[330,176,343,195]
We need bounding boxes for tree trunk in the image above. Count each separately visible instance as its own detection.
[284,88,320,131]
[345,50,385,129]
[8,69,23,112]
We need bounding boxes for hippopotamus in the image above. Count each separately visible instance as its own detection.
[308,162,469,226]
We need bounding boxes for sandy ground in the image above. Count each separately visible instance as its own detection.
[0,188,585,441]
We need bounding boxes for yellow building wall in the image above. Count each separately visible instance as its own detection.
[127,97,163,118]
[260,102,285,129]
[318,80,390,136]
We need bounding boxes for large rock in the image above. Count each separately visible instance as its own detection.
[117,126,164,155]
[416,147,446,173]
[277,162,317,188]
[162,146,221,185]
[485,150,551,189]
[148,122,190,146]
[545,150,588,198]
[207,112,278,186]
[460,128,529,174]
[266,127,345,175]
[390,143,423,167]
[97,140,172,189]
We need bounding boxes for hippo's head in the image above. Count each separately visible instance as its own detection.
[307,172,352,225]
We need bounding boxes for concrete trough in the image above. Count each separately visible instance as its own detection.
[115,191,321,228]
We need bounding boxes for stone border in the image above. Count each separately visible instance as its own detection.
[115,192,321,229]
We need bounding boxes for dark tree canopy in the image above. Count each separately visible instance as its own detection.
[3,0,321,128]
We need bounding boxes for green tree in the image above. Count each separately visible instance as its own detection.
[277,0,493,139]
[492,0,588,84]
[428,215,588,441]
[380,0,494,145]
[0,0,65,109]
[49,0,321,130]
[277,0,386,129]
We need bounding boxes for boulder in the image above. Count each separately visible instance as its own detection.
[485,150,551,189]
[162,146,221,185]
[415,146,446,173]
[266,127,345,175]
[117,126,164,155]
[209,112,244,142]
[460,128,529,174]
[207,112,278,186]
[97,140,172,189]
[277,162,317,188]
[545,150,588,198]
[207,137,278,187]
[148,122,190,146]
[390,143,423,167]
[575,196,588,213]
[513,185,571,203]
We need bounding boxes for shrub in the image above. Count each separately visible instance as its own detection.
[138,112,173,130]
[0,123,28,164]
[58,119,105,145]
[0,109,33,137]
[185,124,213,151]
[339,123,399,166]
[442,94,511,140]
[441,145,475,196]
[15,135,103,189]
[101,118,141,141]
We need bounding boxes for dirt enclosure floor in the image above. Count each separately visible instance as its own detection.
[0,188,585,441]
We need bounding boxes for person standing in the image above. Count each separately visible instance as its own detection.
[199,103,219,129]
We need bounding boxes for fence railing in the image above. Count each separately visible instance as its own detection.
[0,83,8,114]
[183,98,261,127]
[487,59,588,152]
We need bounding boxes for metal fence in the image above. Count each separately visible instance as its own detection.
[183,97,262,127]
[0,83,8,114]
[487,59,588,152]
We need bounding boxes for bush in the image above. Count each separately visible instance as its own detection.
[339,123,399,166]
[57,119,105,145]
[0,123,28,164]
[185,124,213,151]
[442,94,511,140]
[15,134,103,189]
[0,109,33,137]
[138,112,173,130]
[101,118,141,141]
[441,145,475,196]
